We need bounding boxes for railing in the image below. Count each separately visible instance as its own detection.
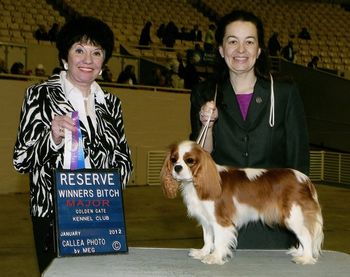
[100,81,190,94]
[0,42,28,72]
[310,150,350,185]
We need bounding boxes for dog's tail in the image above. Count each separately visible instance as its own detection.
[312,209,324,259]
[305,180,324,259]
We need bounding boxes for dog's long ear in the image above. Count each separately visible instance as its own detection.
[192,146,221,200]
[160,152,179,199]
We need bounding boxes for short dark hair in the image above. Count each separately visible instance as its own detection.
[10,62,24,74]
[214,10,270,79]
[56,16,114,66]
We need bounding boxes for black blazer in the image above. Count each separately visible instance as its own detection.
[190,77,310,174]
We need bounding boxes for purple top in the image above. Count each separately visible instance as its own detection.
[236,93,253,120]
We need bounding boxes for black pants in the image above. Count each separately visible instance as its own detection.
[237,221,298,249]
[31,216,56,274]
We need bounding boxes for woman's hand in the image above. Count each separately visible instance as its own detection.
[199,101,218,127]
[51,115,76,145]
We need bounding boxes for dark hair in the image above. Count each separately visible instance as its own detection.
[214,9,270,80]
[102,67,112,82]
[10,62,24,74]
[312,56,319,62]
[145,21,152,29]
[124,65,134,74]
[52,67,62,75]
[56,16,114,66]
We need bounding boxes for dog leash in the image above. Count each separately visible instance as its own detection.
[269,73,275,127]
[196,85,217,148]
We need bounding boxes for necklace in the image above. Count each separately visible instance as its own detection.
[231,77,257,95]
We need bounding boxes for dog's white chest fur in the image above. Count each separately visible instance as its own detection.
[181,182,215,223]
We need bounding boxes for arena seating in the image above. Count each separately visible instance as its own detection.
[202,0,350,73]
[0,0,349,74]
[0,0,65,44]
[65,0,212,60]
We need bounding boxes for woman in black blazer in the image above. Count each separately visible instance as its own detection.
[13,16,133,273]
[190,10,309,250]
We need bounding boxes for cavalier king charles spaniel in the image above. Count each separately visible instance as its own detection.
[160,140,323,265]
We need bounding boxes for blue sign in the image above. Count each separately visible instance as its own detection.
[54,169,128,257]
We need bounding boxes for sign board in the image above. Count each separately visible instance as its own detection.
[54,169,128,257]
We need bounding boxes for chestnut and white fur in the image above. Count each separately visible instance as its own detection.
[160,140,323,265]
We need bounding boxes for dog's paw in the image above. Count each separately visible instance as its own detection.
[188,248,209,260]
[286,246,303,257]
[200,253,226,265]
[292,255,317,265]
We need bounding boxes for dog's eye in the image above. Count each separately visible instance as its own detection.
[186,158,195,165]
[170,157,177,164]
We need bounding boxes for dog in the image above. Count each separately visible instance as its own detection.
[160,140,323,265]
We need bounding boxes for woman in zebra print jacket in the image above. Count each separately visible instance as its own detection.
[13,16,133,273]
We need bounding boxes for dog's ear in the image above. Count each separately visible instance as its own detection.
[193,146,221,200]
[160,152,179,199]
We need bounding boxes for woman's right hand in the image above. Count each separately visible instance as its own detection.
[199,101,218,127]
[51,115,76,145]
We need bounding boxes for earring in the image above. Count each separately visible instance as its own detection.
[99,70,102,76]
[64,63,68,70]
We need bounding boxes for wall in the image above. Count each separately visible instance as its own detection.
[280,60,350,152]
[0,79,32,194]
[0,78,190,194]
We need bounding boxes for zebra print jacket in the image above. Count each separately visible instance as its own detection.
[13,74,133,218]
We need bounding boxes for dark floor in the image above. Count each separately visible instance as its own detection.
[0,183,349,277]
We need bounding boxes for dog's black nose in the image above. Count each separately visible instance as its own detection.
[174,165,182,173]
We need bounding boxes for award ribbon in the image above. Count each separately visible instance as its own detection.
[70,111,85,170]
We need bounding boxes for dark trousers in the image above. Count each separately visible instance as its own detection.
[237,221,298,249]
[31,216,56,274]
